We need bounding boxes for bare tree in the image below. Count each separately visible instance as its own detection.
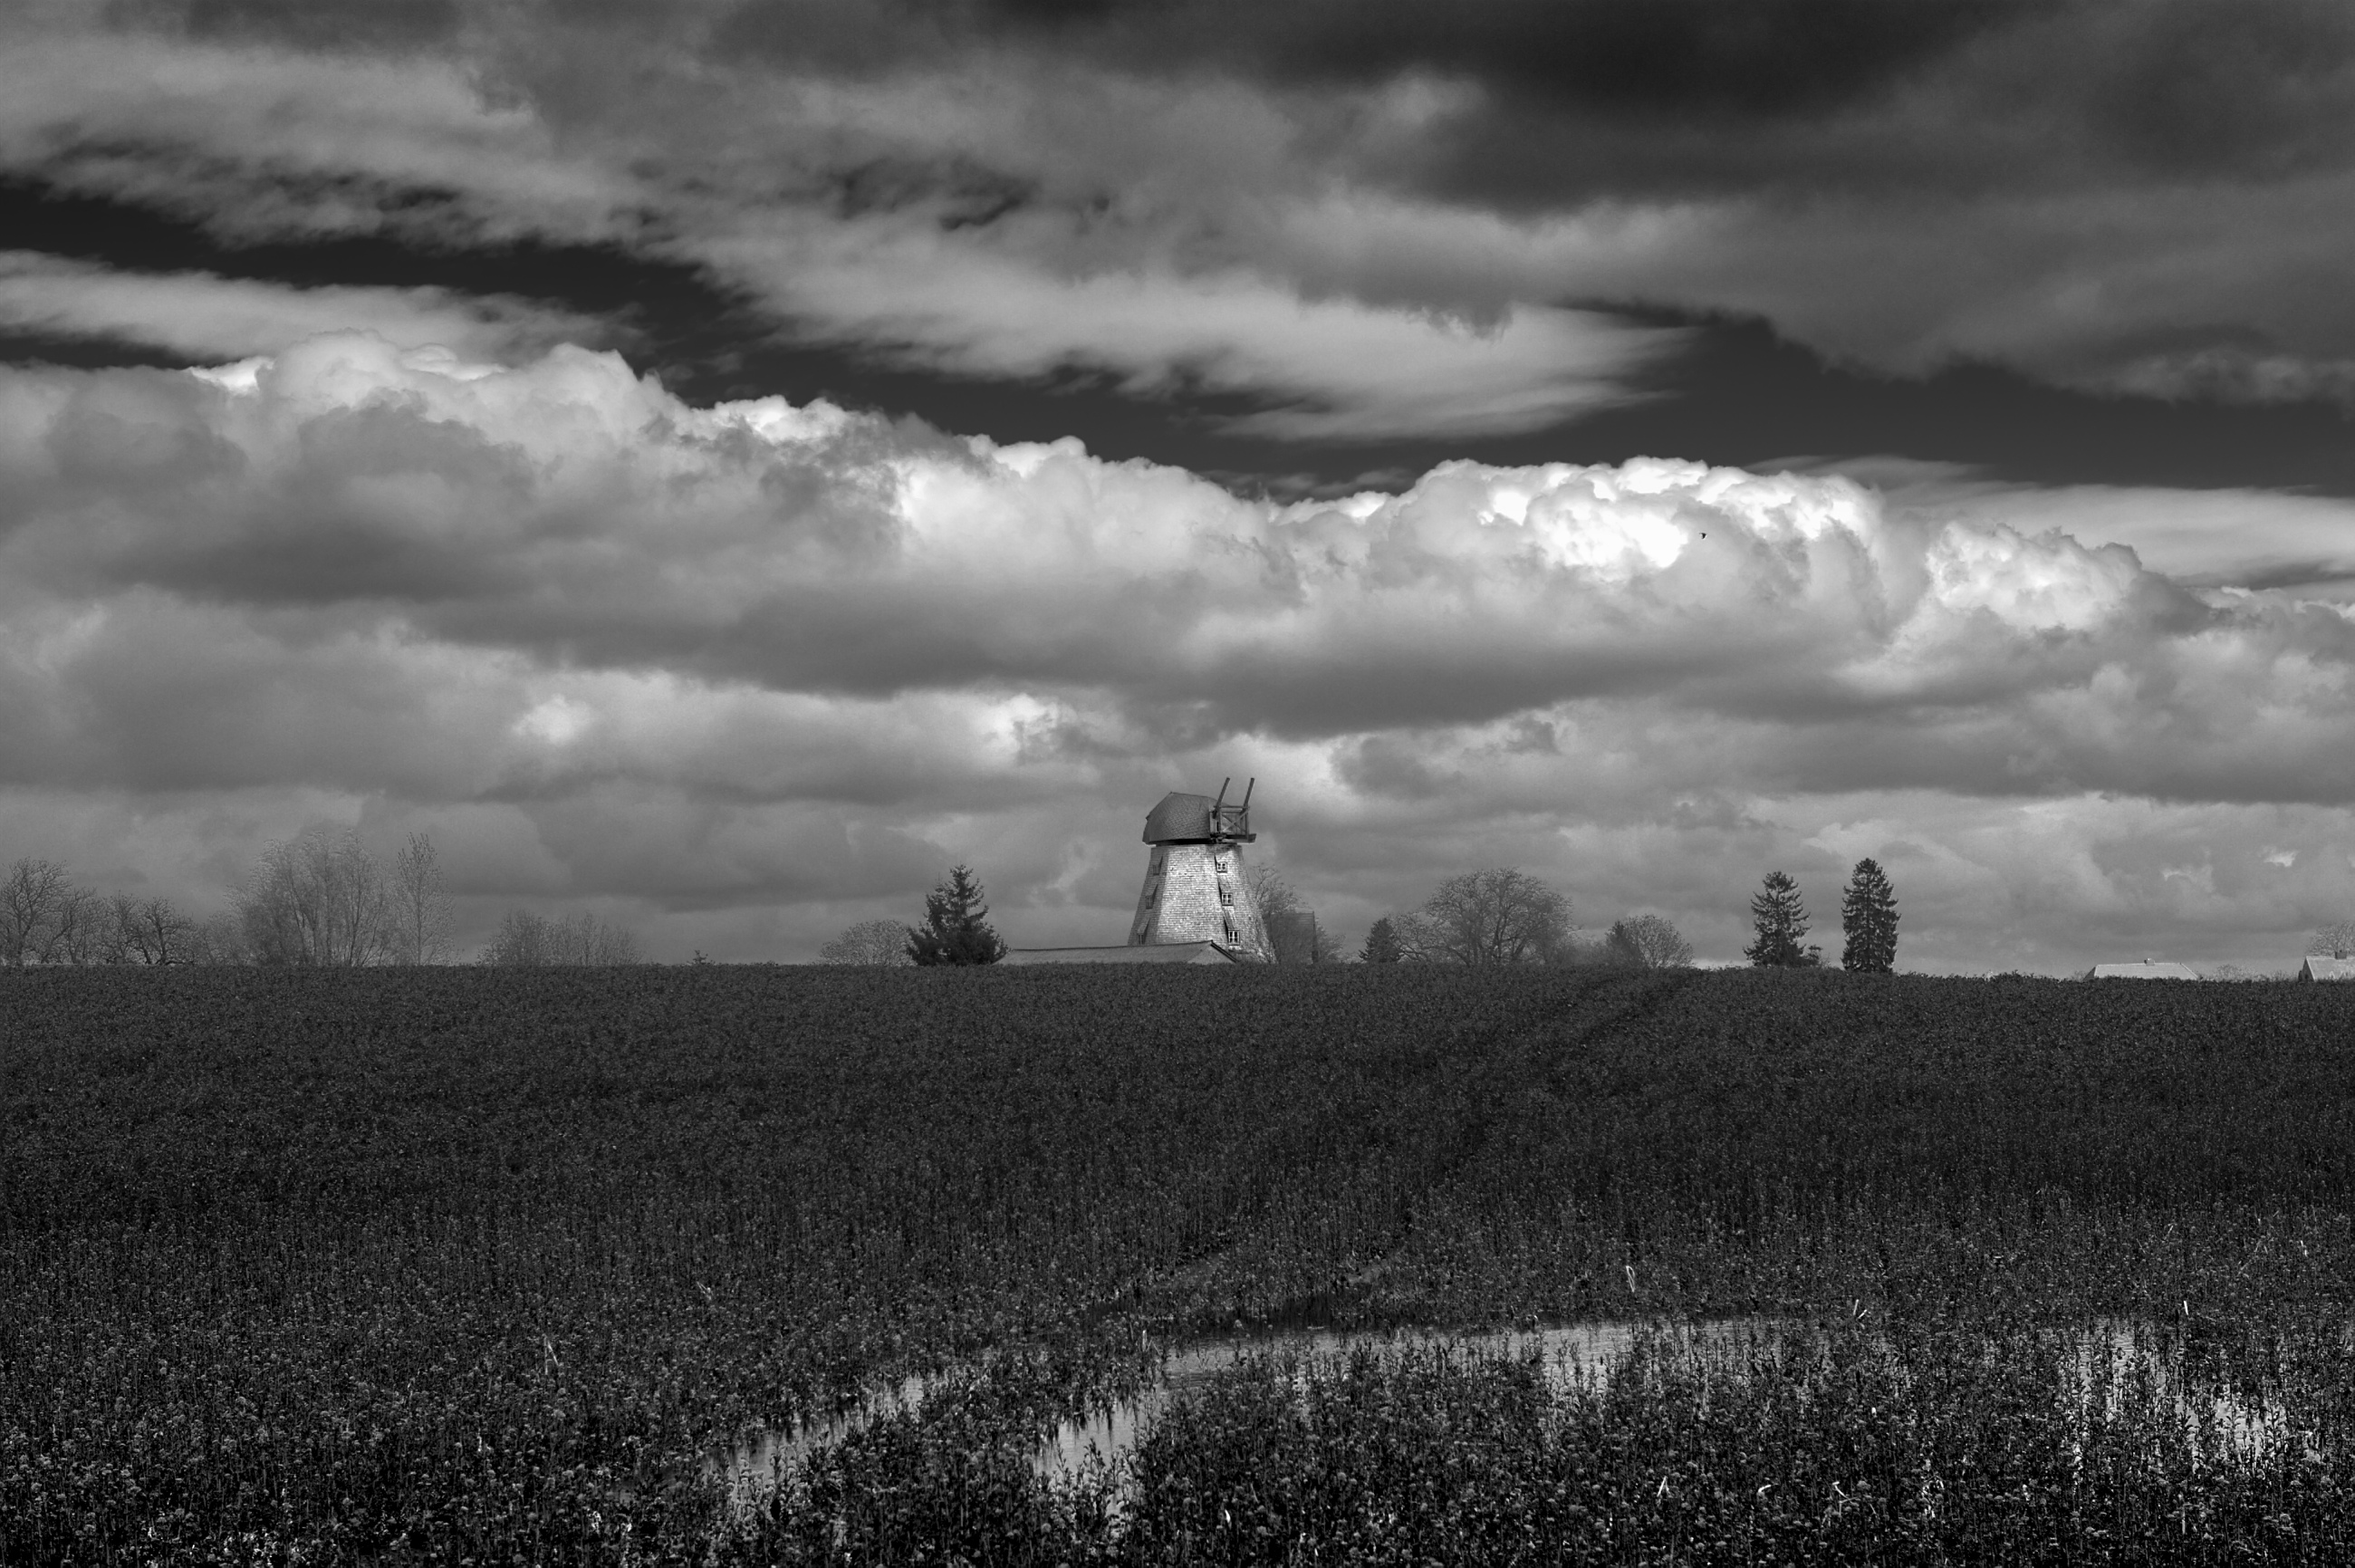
[1247,864,1342,964]
[819,918,914,965]
[1409,868,1572,966]
[482,909,641,966]
[187,910,249,966]
[0,858,74,967]
[109,893,198,965]
[1246,863,1299,924]
[388,832,453,964]
[1384,910,1438,962]
[481,909,555,967]
[2312,919,2355,959]
[558,912,641,965]
[1600,914,1694,969]
[41,886,109,966]
[236,826,391,966]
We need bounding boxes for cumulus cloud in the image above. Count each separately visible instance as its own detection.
[3,332,2355,968]
[1853,462,2355,592]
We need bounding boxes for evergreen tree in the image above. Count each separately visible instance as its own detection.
[1840,857,1900,973]
[1360,916,1402,964]
[906,864,1006,966]
[1745,871,1813,967]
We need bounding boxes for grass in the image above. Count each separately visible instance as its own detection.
[5,965,2355,1563]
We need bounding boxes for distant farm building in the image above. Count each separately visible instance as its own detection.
[2084,960,2200,980]
[1001,940,1241,967]
[2299,956,2355,981]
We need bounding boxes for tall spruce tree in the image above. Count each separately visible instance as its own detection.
[1840,858,1900,973]
[906,864,1007,966]
[1360,916,1402,964]
[1745,871,1813,967]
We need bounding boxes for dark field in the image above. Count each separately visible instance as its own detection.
[7,966,2355,1563]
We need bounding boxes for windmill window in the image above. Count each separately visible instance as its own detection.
[1219,883,1233,906]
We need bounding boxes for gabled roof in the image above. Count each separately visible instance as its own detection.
[1001,941,1239,966]
[2301,955,2355,981]
[2085,960,2200,980]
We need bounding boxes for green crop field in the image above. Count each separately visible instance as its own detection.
[7,966,2355,1563]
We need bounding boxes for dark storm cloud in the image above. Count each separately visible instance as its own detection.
[722,0,2017,120]
[692,0,2355,199]
[14,1,2355,482]
[968,0,2355,194]
[170,0,464,51]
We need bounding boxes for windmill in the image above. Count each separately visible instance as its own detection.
[1128,777,1273,960]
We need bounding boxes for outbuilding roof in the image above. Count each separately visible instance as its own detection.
[2300,955,2355,981]
[2084,960,2200,980]
[1001,941,1239,966]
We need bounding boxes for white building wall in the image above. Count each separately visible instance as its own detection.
[1129,842,1272,960]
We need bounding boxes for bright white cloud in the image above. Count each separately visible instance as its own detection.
[1869,467,2355,592]
[0,334,2352,967]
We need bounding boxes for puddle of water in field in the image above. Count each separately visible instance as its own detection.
[708,1314,2339,1519]
[709,1319,1775,1515]
[2058,1317,2332,1472]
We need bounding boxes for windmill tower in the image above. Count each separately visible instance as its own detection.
[1129,778,1273,961]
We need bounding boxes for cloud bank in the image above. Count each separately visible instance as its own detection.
[3,332,2353,968]
[17,3,2355,438]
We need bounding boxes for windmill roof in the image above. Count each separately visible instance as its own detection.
[1142,791,1254,843]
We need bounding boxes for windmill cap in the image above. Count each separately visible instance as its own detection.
[1143,790,1257,843]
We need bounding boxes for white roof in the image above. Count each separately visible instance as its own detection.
[2085,960,2200,980]
[2302,955,2355,981]
[1001,941,1238,966]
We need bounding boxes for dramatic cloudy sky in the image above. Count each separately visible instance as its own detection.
[6,0,2355,971]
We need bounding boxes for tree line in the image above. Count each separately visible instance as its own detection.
[1,825,639,967]
[819,861,1700,970]
[813,858,1922,973]
[1355,868,1692,968]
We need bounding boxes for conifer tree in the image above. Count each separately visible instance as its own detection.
[1360,917,1402,964]
[906,864,1007,966]
[1745,871,1813,967]
[1841,858,1900,973]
